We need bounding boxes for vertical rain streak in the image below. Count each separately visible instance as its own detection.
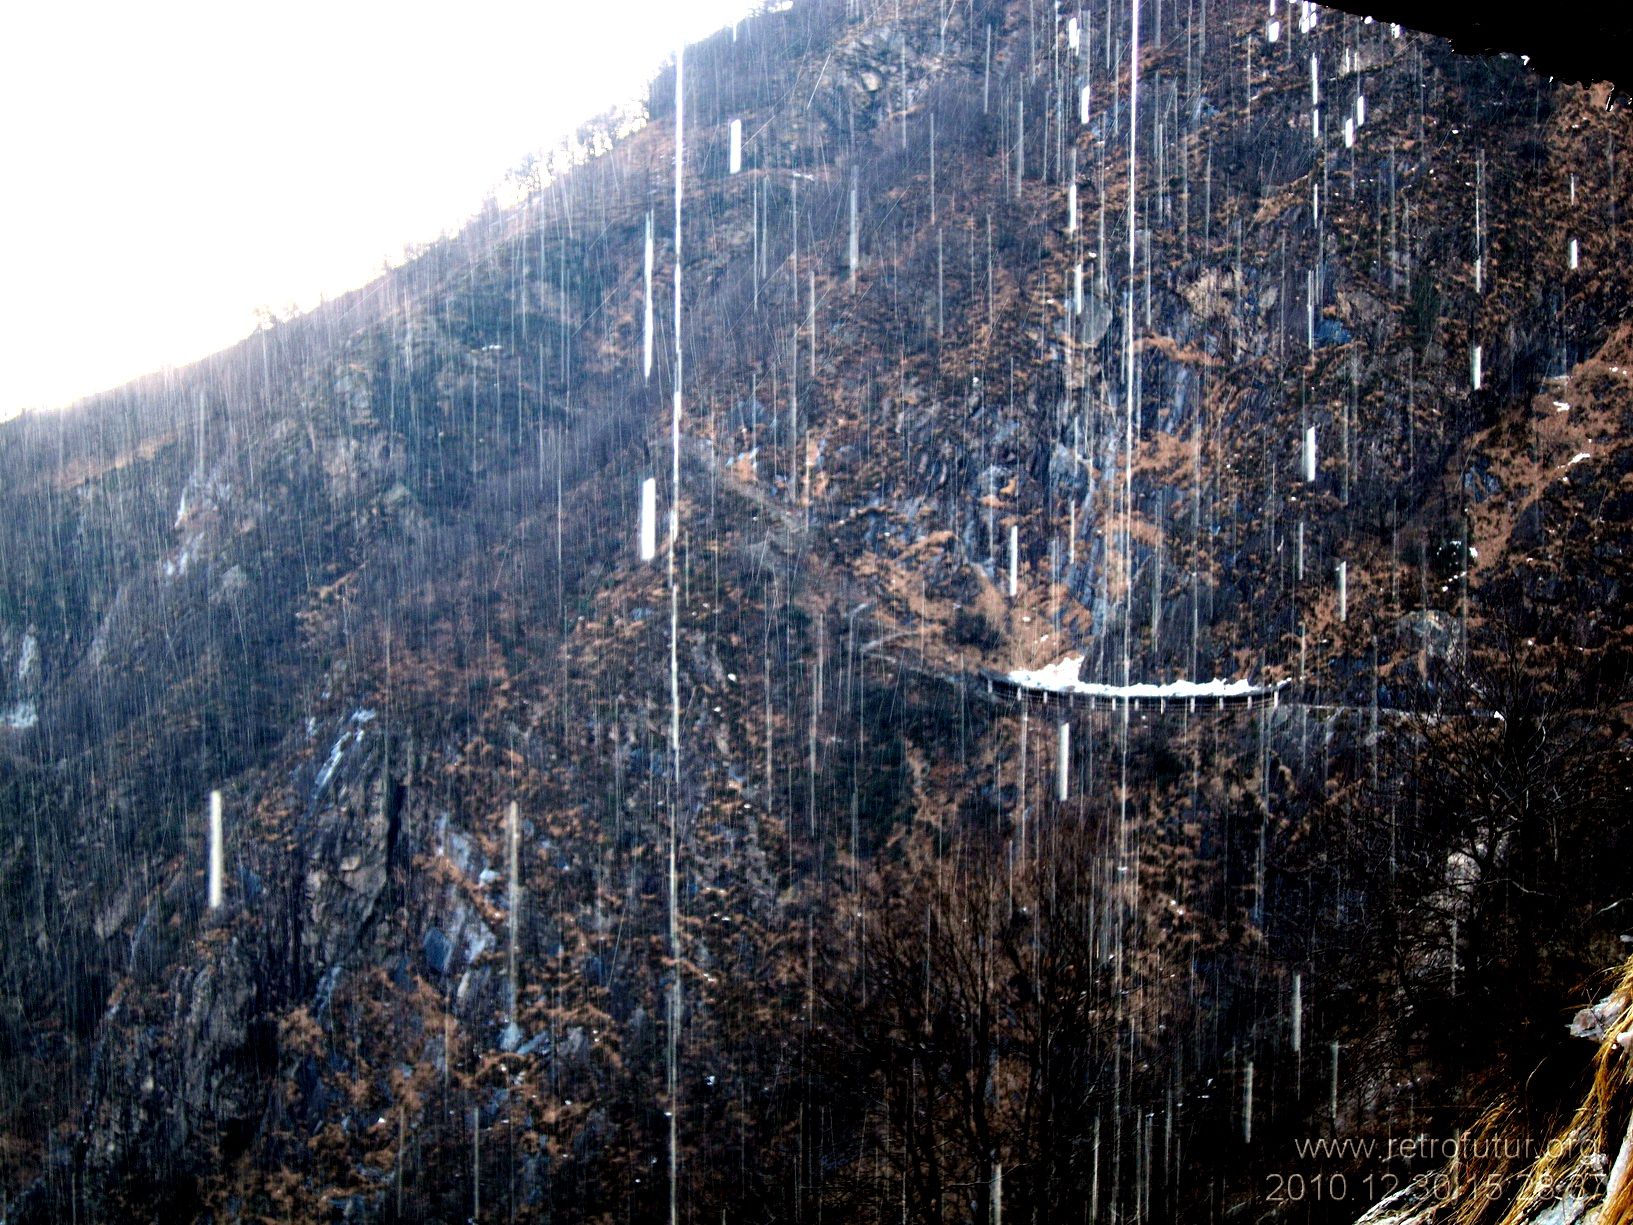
[207,789,223,910]
[667,40,685,1225]
[644,212,655,380]
[640,476,658,561]
[506,800,520,1025]
[1057,720,1071,800]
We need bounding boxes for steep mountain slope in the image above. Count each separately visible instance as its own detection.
[0,0,1630,1221]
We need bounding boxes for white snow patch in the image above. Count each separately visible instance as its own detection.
[2,701,38,730]
[1553,400,1571,411]
[1568,452,1592,466]
[15,632,38,683]
[464,922,494,964]
[1009,655,1273,700]
[314,732,351,794]
[162,531,204,579]
[174,469,233,529]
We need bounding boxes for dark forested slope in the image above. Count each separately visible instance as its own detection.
[0,1,1630,1221]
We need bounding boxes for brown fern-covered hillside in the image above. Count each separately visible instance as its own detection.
[0,1,1630,1222]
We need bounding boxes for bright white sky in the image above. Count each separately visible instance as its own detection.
[0,0,760,421]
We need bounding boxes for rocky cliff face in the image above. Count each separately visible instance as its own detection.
[1,1,1630,1221]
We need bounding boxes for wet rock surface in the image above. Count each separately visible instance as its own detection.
[0,0,1629,1221]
